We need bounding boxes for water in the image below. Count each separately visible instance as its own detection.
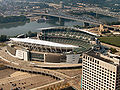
[0,16,118,36]
[0,19,83,36]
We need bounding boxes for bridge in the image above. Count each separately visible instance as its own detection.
[0,58,81,90]
[30,80,69,90]
[103,24,120,30]
[0,56,82,90]
[27,12,102,25]
[31,78,82,90]
[4,64,81,90]
[99,24,120,32]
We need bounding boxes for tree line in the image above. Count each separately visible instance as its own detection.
[106,21,120,25]
[0,31,37,42]
[0,35,7,42]
[0,15,29,23]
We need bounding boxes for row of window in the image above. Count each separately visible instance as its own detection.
[82,83,114,90]
[83,72,115,85]
[83,65,115,78]
[83,60,116,74]
[82,76,115,88]
[83,55,99,64]
[83,66,116,78]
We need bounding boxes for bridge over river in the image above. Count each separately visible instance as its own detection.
[27,12,102,25]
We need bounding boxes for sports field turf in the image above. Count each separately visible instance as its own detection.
[98,36,120,47]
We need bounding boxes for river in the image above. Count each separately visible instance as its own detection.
[0,19,83,36]
[0,16,118,36]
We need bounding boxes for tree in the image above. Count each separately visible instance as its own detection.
[0,15,29,24]
[27,31,32,37]
[110,48,118,54]
[27,31,37,37]
[0,35,7,42]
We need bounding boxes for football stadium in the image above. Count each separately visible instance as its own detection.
[7,27,99,65]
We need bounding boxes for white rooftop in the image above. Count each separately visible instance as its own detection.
[10,38,79,48]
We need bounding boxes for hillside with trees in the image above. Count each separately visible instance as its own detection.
[0,15,29,24]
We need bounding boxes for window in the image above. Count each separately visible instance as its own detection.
[88,57,90,60]
[90,58,92,61]
[95,60,97,63]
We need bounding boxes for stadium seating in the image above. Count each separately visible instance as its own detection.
[39,28,94,53]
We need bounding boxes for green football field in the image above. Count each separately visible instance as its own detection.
[98,36,120,47]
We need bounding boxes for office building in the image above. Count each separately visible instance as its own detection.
[82,50,120,90]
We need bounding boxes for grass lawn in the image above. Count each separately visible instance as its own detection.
[98,36,120,47]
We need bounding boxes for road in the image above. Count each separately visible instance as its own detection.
[0,47,82,90]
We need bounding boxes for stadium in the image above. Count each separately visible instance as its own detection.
[7,27,99,66]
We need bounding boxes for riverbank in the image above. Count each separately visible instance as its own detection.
[0,15,29,24]
[0,21,29,29]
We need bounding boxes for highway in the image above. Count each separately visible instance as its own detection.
[103,24,120,30]
[0,48,70,80]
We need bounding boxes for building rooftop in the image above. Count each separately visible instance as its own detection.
[10,38,79,48]
[86,50,115,64]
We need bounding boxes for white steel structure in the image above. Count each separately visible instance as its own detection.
[10,38,78,48]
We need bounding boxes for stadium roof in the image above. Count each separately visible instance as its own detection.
[10,38,79,48]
